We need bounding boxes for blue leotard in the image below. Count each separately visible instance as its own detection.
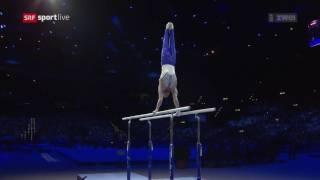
[161,29,176,66]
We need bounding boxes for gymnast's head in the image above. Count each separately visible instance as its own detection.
[162,88,171,98]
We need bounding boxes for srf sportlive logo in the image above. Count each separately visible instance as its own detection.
[23,12,71,24]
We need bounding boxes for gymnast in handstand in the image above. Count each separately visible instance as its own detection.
[153,22,180,112]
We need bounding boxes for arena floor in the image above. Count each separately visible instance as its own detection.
[1,146,320,180]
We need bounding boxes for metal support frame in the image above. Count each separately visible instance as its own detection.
[148,120,153,180]
[126,120,131,180]
[169,115,175,180]
[122,107,215,180]
[122,107,188,180]
[195,114,202,180]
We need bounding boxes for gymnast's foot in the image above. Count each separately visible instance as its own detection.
[166,22,174,30]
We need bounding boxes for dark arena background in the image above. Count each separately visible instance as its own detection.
[1,0,320,179]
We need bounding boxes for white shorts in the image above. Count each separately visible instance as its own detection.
[160,64,176,89]
[160,64,175,78]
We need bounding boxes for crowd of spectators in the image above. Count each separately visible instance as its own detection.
[1,103,320,166]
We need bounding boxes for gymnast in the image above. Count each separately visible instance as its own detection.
[153,22,180,113]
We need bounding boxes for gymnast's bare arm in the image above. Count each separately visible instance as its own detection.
[153,84,164,113]
[172,87,179,108]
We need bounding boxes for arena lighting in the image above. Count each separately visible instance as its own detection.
[32,0,62,9]
[308,19,320,47]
